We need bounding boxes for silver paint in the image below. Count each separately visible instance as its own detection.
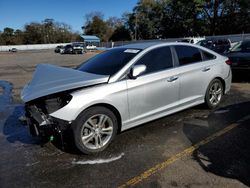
[21,64,109,102]
[21,42,232,132]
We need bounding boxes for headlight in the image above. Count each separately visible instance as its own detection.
[44,93,72,114]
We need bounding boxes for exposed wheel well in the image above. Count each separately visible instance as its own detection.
[214,77,226,94]
[85,103,122,133]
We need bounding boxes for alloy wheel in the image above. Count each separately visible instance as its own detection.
[80,114,113,150]
[209,82,222,106]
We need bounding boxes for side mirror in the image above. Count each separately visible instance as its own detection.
[129,65,146,79]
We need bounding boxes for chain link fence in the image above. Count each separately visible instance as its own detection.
[1,33,249,51]
[99,33,250,48]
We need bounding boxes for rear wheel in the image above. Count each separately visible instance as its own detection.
[205,79,224,109]
[72,106,118,154]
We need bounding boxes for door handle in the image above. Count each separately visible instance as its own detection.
[202,67,211,72]
[167,76,178,82]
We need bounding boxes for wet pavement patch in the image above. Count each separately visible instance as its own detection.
[214,109,230,114]
[0,87,3,95]
[0,80,12,112]
[72,152,125,165]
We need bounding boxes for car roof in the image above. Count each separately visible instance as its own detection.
[117,41,211,50]
[119,42,167,50]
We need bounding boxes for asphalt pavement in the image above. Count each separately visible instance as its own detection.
[0,50,250,188]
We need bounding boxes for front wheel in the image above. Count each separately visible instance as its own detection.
[205,79,224,109]
[72,106,118,154]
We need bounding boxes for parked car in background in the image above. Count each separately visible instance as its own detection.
[9,48,18,52]
[86,44,97,51]
[224,40,250,70]
[60,43,84,54]
[197,38,231,54]
[21,42,231,154]
[72,42,85,53]
[54,45,64,53]
[179,37,205,44]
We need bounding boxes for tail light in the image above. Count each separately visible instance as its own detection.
[225,59,232,66]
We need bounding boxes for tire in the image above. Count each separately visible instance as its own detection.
[205,79,224,109]
[72,106,118,154]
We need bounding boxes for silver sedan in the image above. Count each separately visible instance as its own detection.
[21,42,232,154]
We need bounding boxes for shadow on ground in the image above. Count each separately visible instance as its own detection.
[0,80,12,112]
[232,70,250,83]
[2,105,40,145]
[0,80,39,145]
[183,101,250,186]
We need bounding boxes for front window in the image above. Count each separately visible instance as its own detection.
[135,46,173,75]
[78,48,141,76]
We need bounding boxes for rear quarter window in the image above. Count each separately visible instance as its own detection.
[175,45,202,66]
[202,50,216,61]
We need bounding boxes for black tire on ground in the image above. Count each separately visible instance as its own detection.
[205,78,224,109]
[72,106,118,154]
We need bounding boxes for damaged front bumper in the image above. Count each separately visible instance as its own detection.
[25,104,71,137]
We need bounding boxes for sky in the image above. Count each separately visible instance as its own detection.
[0,0,138,33]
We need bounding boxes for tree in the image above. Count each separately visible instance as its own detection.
[161,0,204,37]
[127,0,163,40]
[13,29,24,44]
[197,0,250,35]
[23,22,43,44]
[84,15,110,41]
[83,13,131,42]
[110,26,131,41]
[106,17,123,29]
[85,11,104,25]
[0,19,80,45]
[1,27,15,45]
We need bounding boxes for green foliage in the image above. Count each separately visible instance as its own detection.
[110,26,131,41]
[0,19,80,45]
[84,16,110,41]
[1,0,249,44]
[83,13,132,42]
[126,0,250,39]
[1,27,15,45]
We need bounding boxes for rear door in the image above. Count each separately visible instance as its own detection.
[172,45,215,106]
[126,46,179,124]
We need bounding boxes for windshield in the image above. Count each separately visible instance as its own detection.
[78,48,141,76]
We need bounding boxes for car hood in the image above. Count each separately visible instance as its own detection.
[21,64,109,102]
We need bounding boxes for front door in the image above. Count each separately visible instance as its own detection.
[126,46,179,126]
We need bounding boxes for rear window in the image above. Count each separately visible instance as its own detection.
[78,48,141,76]
[175,46,202,65]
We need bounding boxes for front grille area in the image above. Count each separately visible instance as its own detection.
[25,103,71,137]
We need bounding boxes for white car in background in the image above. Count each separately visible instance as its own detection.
[180,37,205,44]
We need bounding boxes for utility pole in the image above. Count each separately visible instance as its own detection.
[135,12,138,41]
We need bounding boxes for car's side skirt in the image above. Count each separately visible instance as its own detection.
[121,99,204,131]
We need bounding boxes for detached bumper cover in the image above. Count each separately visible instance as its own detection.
[25,104,71,137]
